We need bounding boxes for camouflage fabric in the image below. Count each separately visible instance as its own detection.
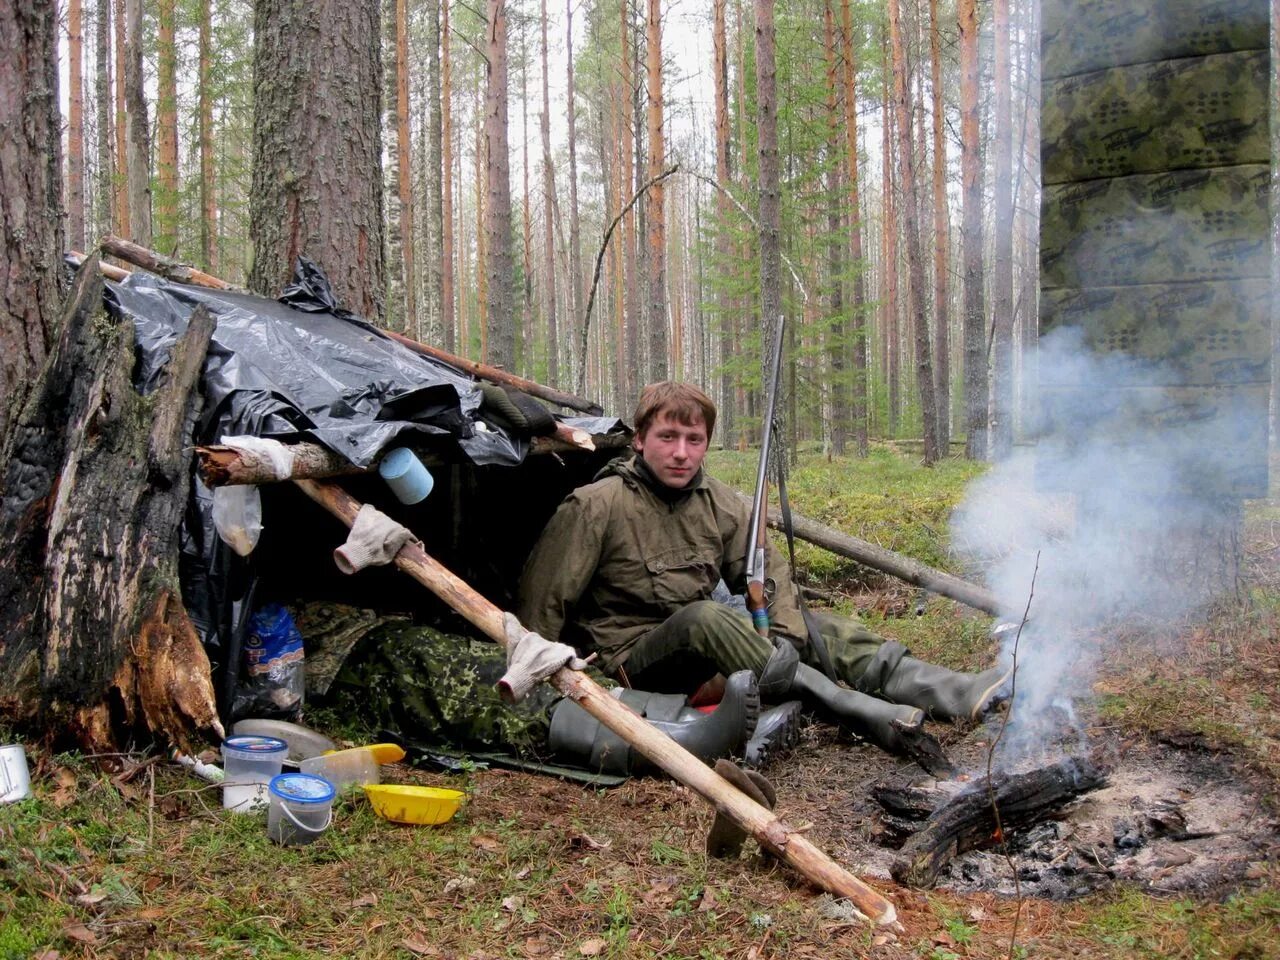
[1039,280,1270,388]
[330,621,612,758]
[1042,51,1269,185]
[1042,0,1268,80]
[290,601,408,697]
[518,456,808,674]
[1041,166,1271,290]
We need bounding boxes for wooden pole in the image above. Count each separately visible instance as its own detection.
[94,237,605,416]
[293,478,897,926]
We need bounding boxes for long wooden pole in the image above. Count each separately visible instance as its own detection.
[94,237,604,416]
[293,478,897,926]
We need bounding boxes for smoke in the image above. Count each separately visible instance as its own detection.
[951,327,1247,762]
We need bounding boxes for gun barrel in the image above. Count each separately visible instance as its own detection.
[746,316,787,578]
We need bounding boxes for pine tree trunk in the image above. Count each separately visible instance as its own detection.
[96,0,114,242]
[958,0,987,459]
[198,0,218,272]
[824,1,847,455]
[712,0,734,447]
[441,0,455,351]
[621,2,639,404]
[0,0,62,444]
[881,36,899,437]
[155,0,179,254]
[396,0,418,330]
[840,0,868,455]
[423,0,444,344]
[521,46,535,373]
[0,261,221,751]
[989,0,1014,459]
[565,0,584,388]
[755,0,783,422]
[249,0,384,320]
[483,0,514,369]
[541,0,559,384]
[929,0,950,450]
[68,0,86,252]
[113,0,131,241]
[644,0,668,381]
[382,0,406,332]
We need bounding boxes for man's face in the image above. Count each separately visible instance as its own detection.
[634,412,708,489]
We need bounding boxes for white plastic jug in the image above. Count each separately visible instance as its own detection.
[267,773,335,846]
[0,744,31,804]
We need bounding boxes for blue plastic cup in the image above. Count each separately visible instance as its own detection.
[378,448,434,505]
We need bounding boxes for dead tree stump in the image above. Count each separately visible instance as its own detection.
[0,255,222,751]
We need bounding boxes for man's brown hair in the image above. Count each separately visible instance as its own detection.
[633,381,717,439]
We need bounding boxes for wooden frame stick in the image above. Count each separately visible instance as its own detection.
[293,478,897,926]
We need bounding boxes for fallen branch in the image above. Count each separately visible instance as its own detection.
[92,239,604,416]
[294,477,897,926]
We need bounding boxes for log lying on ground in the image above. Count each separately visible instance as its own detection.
[0,255,222,750]
[294,478,897,926]
[194,430,628,487]
[885,755,1108,888]
[94,239,604,416]
[740,493,1004,617]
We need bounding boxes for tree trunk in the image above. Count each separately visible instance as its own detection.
[989,0,1014,459]
[441,0,455,351]
[621,1,639,404]
[840,0,868,456]
[483,0,514,369]
[156,0,179,255]
[249,0,383,319]
[0,260,221,751]
[881,36,899,437]
[541,0,558,384]
[68,0,86,252]
[198,0,218,272]
[113,0,131,241]
[382,0,405,332]
[958,0,987,459]
[824,2,847,455]
[521,43,535,373]
[565,0,584,389]
[0,0,62,445]
[644,0,669,381]
[755,0,783,434]
[890,0,938,465]
[712,0,734,447]
[396,0,418,331]
[929,0,950,451]
[95,0,114,242]
[422,0,444,345]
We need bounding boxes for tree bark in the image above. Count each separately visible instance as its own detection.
[541,0,558,384]
[712,0,734,448]
[881,28,899,436]
[113,0,131,241]
[0,0,62,445]
[423,0,444,346]
[839,0,868,456]
[521,40,535,373]
[890,0,938,465]
[755,0,783,433]
[824,2,848,455]
[929,0,950,451]
[396,0,418,331]
[483,0,515,369]
[198,0,218,273]
[989,0,1014,459]
[565,0,584,389]
[95,0,113,241]
[134,0,162,249]
[440,0,456,352]
[958,0,987,459]
[68,0,86,252]
[156,0,179,254]
[249,0,384,320]
[0,259,221,750]
[620,2,640,404]
[644,0,669,381]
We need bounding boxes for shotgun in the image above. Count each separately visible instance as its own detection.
[745,318,787,637]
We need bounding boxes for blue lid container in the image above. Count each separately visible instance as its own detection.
[269,773,336,805]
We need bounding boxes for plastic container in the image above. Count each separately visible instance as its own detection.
[267,773,335,846]
[0,744,31,804]
[221,735,288,813]
[299,747,380,794]
[363,784,464,825]
[232,719,338,761]
[378,448,434,505]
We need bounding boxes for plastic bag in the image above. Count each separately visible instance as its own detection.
[231,603,305,720]
[212,484,263,557]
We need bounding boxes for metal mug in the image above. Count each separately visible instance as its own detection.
[0,743,32,803]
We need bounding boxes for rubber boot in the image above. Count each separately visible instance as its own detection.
[546,670,760,775]
[880,657,1013,722]
[706,759,777,858]
[790,665,953,775]
[743,701,805,769]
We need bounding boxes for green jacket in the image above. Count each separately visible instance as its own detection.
[517,456,807,673]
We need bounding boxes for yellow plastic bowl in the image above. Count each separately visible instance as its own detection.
[362,784,463,825]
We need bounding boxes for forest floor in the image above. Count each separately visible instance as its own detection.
[2,446,1279,959]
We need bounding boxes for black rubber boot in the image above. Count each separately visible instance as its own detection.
[706,759,777,858]
[743,701,805,768]
[790,665,953,775]
[880,658,1013,722]
[546,670,761,775]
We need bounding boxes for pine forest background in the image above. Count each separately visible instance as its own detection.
[53,0,1041,461]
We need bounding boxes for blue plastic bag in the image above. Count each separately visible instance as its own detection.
[232,603,305,720]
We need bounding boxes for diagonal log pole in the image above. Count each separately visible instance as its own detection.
[293,478,897,926]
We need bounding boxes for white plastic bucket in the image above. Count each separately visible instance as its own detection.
[267,773,335,846]
[221,735,288,813]
[0,744,31,804]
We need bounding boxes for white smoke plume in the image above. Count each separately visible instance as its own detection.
[952,328,1248,762]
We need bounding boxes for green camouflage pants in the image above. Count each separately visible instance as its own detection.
[622,601,904,697]
[331,621,613,759]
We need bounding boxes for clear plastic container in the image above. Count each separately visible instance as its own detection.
[267,773,335,846]
[221,735,288,813]
[299,747,380,794]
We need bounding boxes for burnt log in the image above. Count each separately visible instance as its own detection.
[886,756,1108,888]
[0,255,221,751]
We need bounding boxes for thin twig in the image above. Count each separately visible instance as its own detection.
[148,764,156,848]
[986,551,1037,960]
